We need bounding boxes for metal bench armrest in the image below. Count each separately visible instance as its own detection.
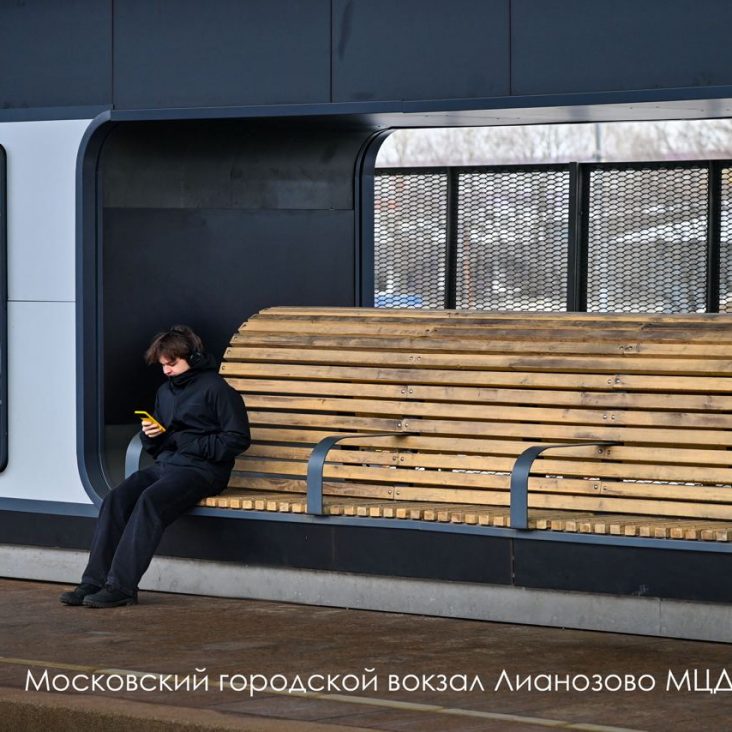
[306,432,415,515]
[510,442,620,530]
[125,431,145,479]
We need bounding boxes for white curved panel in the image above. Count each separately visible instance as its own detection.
[0,119,94,502]
[0,119,90,302]
[1,301,89,501]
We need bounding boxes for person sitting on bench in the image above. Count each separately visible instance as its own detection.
[60,325,251,608]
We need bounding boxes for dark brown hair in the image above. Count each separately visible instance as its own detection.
[144,325,204,366]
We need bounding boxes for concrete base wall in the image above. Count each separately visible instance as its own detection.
[2,543,730,643]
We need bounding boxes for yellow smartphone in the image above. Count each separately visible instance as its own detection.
[134,410,166,432]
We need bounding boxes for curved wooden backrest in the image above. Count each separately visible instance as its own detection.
[216,307,732,526]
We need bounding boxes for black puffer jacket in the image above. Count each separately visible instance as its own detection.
[139,352,251,486]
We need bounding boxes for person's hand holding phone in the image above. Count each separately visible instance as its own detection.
[141,420,164,438]
[135,410,166,438]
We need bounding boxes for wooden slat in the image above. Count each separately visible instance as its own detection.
[530,494,732,521]
[244,394,732,429]
[246,427,732,465]
[229,378,732,412]
[225,345,732,375]
[222,362,732,393]
[251,306,732,324]
[231,331,732,357]
[240,318,732,344]
[247,410,732,447]
[236,449,732,484]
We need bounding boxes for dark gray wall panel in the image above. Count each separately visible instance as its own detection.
[332,0,510,102]
[512,0,732,96]
[102,122,367,210]
[113,0,330,109]
[0,0,111,108]
[102,207,355,423]
[513,539,732,602]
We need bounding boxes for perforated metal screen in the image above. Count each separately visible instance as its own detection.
[457,169,569,310]
[374,172,447,308]
[586,166,708,313]
[374,161,730,313]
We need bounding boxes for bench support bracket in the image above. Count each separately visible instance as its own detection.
[510,442,620,530]
[125,431,144,479]
[307,432,415,515]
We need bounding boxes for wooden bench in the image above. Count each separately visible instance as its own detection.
[197,307,732,543]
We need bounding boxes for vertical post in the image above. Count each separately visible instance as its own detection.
[566,163,589,312]
[444,168,459,309]
[706,161,722,313]
[356,131,393,308]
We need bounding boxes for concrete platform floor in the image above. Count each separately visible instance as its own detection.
[0,578,731,731]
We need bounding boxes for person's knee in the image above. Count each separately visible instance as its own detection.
[140,484,205,527]
[111,469,154,500]
[102,480,146,519]
[100,489,119,510]
[134,490,167,523]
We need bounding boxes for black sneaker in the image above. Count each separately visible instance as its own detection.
[82,585,138,608]
[59,582,102,606]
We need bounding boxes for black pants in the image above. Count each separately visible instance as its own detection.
[81,463,223,595]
